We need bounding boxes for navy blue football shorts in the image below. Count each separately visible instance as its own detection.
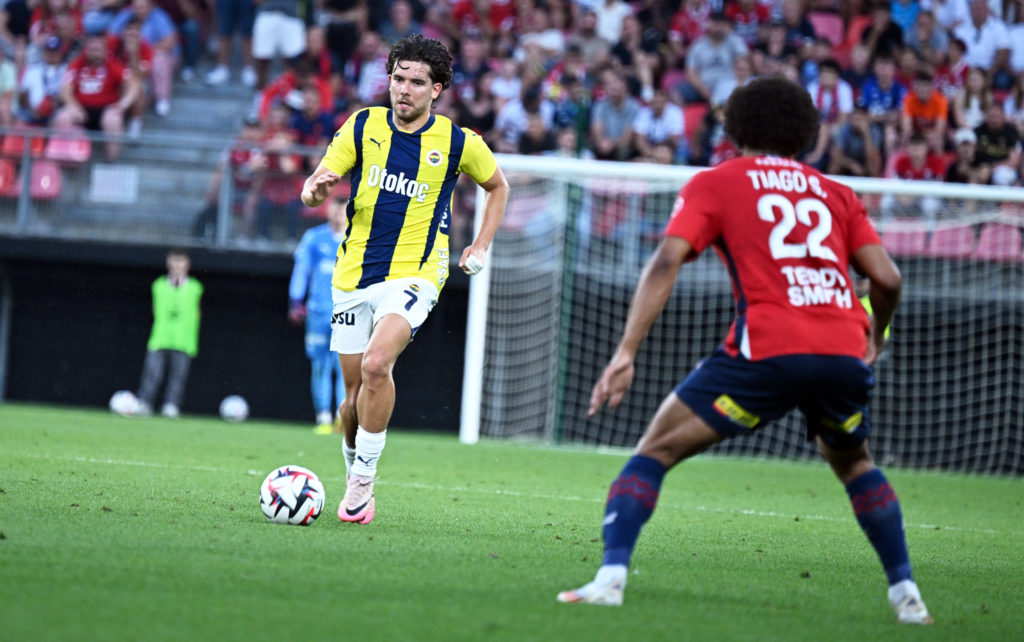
[674,349,875,450]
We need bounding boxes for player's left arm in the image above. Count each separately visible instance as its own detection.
[589,236,692,416]
[459,165,509,275]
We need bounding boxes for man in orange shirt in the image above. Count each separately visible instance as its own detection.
[901,70,948,150]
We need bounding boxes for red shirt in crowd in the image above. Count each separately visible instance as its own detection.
[107,34,154,76]
[892,154,946,181]
[665,155,880,360]
[450,0,518,33]
[64,54,129,109]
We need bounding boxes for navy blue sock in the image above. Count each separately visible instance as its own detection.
[602,455,667,567]
[845,468,912,585]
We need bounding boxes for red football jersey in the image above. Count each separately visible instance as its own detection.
[64,56,129,109]
[664,155,881,360]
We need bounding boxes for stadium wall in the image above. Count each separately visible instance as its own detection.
[0,239,468,430]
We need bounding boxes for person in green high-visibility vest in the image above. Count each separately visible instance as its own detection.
[857,277,891,340]
[131,249,203,418]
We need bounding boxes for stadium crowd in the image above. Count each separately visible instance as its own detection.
[1,0,1022,192]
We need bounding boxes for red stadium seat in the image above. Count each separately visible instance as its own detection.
[881,223,928,257]
[29,160,62,200]
[1,133,46,158]
[45,135,92,163]
[0,158,18,197]
[927,225,975,258]
[808,12,845,47]
[973,223,1023,261]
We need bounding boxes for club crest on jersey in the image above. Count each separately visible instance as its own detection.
[426,149,443,166]
[366,164,430,202]
[408,283,420,292]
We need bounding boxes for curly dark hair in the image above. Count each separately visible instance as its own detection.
[723,77,820,158]
[386,34,453,91]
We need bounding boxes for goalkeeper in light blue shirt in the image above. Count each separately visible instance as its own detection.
[289,197,347,434]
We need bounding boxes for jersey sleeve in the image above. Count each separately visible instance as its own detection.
[845,190,882,254]
[663,172,722,260]
[458,127,498,184]
[321,110,362,176]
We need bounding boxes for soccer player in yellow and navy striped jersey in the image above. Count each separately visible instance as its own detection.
[301,34,509,525]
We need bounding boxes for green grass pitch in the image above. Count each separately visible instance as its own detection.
[1,403,1021,641]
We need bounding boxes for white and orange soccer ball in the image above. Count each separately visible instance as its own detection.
[259,465,325,526]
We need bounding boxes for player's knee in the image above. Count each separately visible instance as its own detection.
[360,352,392,387]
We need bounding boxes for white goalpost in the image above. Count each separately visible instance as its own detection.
[461,153,1024,473]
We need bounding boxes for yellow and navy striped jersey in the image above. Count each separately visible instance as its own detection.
[321,106,498,291]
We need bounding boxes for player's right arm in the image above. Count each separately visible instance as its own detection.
[287,230,314,323]
[301,109,361,207]
[589,236,693,416]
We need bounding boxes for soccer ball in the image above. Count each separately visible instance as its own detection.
[219,395,249,422]
[259,465,325,525]
[109,390,138,416]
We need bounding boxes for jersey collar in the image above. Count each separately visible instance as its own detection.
[387,109,435,135]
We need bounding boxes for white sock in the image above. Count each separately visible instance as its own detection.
[351,426,386,478]
[316,411,332,425]
[341,440,356,474]
[595,564,627,587]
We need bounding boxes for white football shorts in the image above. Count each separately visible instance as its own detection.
[330,277,439,354]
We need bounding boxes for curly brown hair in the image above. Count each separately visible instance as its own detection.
[386,34,453,91]
[723,77,820,158]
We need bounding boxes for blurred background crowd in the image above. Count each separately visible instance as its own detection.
[2,0,1022,198]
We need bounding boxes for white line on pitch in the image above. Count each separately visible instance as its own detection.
[19,453,1001,536]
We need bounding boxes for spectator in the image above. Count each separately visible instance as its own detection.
[829,105,883,177]
[904,10,948,70]
[1011,11,1024,74]
[752,20,798,77]
[594,0,633,45]
[546,126,595,159]
[116,248,203,419]
[1006,71,1024,135]
[452,31,490,98]
[894,47,921,89]
[17,34,65,124]
[295,25,343,108]
[320,0,365,74]
[861,0,903,61]
[154,0,202,82]
[54,33,140,161]
[251,103,304,241]
[882,133,944,218]
[953,0,1011,74]
[494,83,553,153]
[974,101,1022,184]
[379,0,419,45]
[191,114,264,240]
[455,72,497,137]
[843,44,873,99]
[0,47,13,125]
[518,111,557,155]
[205,0,255,87]
[250,0,304,90]
[589,71,640,160]
[932,0,969,30]
[344,29,389,106]
[514,5,565,66]
[632,88,685,163]
[83,0,126,37]
[890,0,922,34]
[565,6,610,71]
[609,13,658,99]
[944,127,987,183]
[258,59,332,120]
[804,59,853,169]
[952,66,992,129]
[489,57,522,105]
[780,0,815,53]
[288,85,335,147]
[726,0,771,47]
[681,11,748,104]
[800,36,834,86]
[901,70,948,149]
[859,54,906,154]
[935,37,969,100]
[107,16,152,138]
[550,74,592,144]
[109,0,177,116]
[710,54,753,106]
[667,0,712,67]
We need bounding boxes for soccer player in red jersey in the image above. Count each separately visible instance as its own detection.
[557,76,932,625]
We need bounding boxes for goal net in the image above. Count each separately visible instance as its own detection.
[462,154,1024,474]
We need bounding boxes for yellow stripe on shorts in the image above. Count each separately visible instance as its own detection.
[712,394,760,429]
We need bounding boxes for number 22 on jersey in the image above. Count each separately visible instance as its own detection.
[757,195,838,263]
